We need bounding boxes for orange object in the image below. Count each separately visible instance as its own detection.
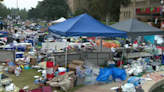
[95,39,120,48]
[53,65,60,71]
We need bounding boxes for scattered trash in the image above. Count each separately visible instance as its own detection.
[5,83,15,91]
[34,76,40,78]
[23,85,29,90]
[145,78,152,81]
[110,87,119,90]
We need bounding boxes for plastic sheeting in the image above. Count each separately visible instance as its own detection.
[96,67,126,82]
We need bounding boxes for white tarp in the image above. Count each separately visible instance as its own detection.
[155,35,163,44]
[51,17,66,24]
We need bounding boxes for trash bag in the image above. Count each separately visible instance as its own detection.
[111,67,126,81]
[96,67,112,82]
[96,67,126,82]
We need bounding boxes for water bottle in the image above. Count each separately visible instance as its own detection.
[109,75,113,84]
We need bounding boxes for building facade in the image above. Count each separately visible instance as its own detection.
[120,0,163,22]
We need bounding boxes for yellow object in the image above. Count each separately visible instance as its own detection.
[20,65,24,71]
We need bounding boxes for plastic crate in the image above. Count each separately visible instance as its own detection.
[76,67,85,77]
[76,67,92,77]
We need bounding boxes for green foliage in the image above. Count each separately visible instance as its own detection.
[18,8,28,19]
[0,4,11,18]
[28,0,69,21]
[73,0,130,22]
[73,0,101,21]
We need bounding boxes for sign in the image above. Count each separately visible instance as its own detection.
[136,7,162,14]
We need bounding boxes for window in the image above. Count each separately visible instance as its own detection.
[126,11,128,18]
[129,11,131,18]
[124,12,126,18]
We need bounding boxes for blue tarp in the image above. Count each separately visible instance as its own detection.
[144,35,155,44]
[49,13,127,37]
[96,67,126,82]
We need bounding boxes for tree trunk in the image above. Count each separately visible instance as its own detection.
[106,13,110,26]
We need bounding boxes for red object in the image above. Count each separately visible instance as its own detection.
[58,72,65,75]
[46,62,53,68]
[156,46,164,50]
[134,41,138,44]
[136,7,162,14]
[117,60,123,67]
[19,90,26,92]
[5,59,11,63]
[47,74,54,80]
[30,88,42,92]
[42,86,52,92]
[46,62,54,80]
[89,41,94,46]
[155,56,160,59]
[53,65,60,71]
[87,37,96,40]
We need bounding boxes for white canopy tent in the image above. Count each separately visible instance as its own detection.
[51,17,66,24]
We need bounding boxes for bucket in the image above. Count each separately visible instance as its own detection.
[30,49,33,52]
[24,66,31,70]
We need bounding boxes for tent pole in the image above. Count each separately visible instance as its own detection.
[100,37,102,52]
[65,37,68,71]
[120,38,126,69]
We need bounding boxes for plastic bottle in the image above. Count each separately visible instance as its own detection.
[109,75,113,84]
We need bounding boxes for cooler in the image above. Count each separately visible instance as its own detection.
[15,52,24,58]
[28,39,34,46]
[5,46,15,50]
[17,46,26,52]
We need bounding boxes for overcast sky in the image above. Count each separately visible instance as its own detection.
[3,0,43,10]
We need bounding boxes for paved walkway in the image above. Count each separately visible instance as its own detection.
[74,81,127,92]
[75,71,164,92]
[142,71,164,92]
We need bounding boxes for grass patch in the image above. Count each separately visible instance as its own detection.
[3,68,84,92]
[3,68,41,90]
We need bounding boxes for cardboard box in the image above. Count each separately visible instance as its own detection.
[26,45,33,52]
[68,60,84,72]
[27,56,37,65]
[30,58,37,65]
[27,47,33,52]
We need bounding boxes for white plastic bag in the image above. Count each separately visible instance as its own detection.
[5,83,15,91]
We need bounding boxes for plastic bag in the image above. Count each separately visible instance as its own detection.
[111,68,126,81]
[96,67,112,82]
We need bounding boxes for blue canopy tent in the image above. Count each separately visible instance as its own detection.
[49,13,127,67]
[49,13,126,37]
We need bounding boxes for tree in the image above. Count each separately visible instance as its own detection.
[28,0,69,21]
[19,8,28,19]
[74,0,101,21]
[0,4,11,18]
[92,0,130,25]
